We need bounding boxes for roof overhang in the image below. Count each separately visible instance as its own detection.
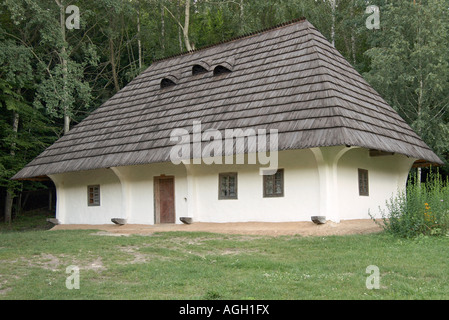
[13,175,50,182]
[412,159,443,168]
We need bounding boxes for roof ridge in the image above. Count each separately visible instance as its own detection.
[152,17,307,64]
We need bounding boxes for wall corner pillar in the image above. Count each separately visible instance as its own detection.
[110,167,131,221]
[311,146,357,223]
[183,162,197,222]
[48,174,66,224]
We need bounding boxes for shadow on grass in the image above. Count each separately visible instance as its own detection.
[0,209,55,233]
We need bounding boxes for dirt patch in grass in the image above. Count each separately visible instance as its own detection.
[52,219,382,237]
[116,245,177,264]
[0,275,15,295]
[3,253,107,273]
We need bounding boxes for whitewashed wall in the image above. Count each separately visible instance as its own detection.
[50,163,188,225]
[111,162,188,224]
[336,148,415,220]
[191,149,320,222]
[49,147,415,225]
[49,169,122,224]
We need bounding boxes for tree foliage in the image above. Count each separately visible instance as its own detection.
[364,0,449,159]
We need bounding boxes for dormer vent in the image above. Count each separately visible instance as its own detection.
[192,64,208,75]
[213,65,232,76]
[160,73,179,89]
[213,59,234,76]
[161,78,176,88]
[192,61,210,76]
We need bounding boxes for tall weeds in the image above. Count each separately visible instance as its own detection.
[373,170,449,238]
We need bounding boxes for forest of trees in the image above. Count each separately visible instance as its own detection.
[1,0,449,221]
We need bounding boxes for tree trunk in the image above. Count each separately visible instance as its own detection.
[48,189,53,211]
[4,192,13,224]
[10,111,19,153]
[330,0,336,47]
[17,192,23,216]
[183,0,192,51]
[137,1,142,70]
[4,110,19,223]
[350,2,356,65]
[177,0,183,52]
[57,0,70,134]
[109,37,120,92]
[161,2,165,53]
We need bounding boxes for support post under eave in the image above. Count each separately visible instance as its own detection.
[110,167,131,223]
[182,161,197,223]
[48,174,66,224]
[310,146,358,223]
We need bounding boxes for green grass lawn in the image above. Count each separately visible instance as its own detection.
[1,213,449,300]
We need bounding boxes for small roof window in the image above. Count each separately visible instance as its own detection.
[160,73,179,89]
[192,64,208,75]
[160,78,176,88]
[213,59,234,76]
[213,65,232,76]
[192,61,210,76]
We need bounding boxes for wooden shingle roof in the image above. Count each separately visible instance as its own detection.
[13,18,443,179]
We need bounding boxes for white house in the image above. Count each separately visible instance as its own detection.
[13,18,442,225]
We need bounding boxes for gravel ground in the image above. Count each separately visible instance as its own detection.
[51,219,383,237]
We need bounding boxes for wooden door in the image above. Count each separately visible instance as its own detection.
[154,176,175,223]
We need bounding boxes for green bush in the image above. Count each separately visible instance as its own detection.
[373,170,449,238]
